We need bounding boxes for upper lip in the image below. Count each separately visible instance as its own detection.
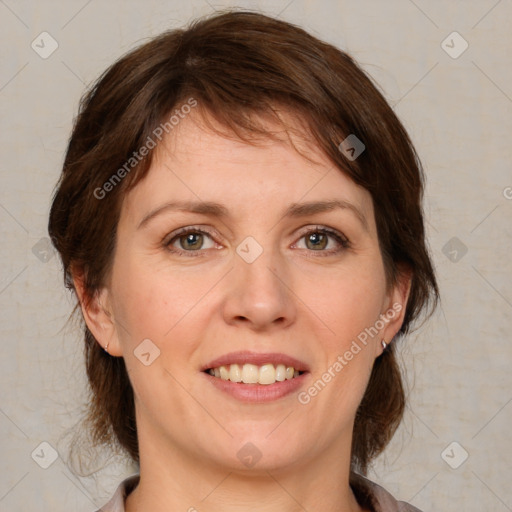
[202,351,310,372]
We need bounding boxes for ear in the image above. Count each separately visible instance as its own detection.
[378,265,413,356]
[72,270,123,357]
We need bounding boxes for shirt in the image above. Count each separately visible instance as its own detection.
[96,473,422,512]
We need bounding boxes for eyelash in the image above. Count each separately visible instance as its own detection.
[163,225,351,258]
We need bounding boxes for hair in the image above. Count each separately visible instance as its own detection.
[48,9,439,475]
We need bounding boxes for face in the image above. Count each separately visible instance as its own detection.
[82,110,410,475]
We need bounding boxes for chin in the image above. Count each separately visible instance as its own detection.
[207,430,308,473]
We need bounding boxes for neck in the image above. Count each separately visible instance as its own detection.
[125,428,364,512]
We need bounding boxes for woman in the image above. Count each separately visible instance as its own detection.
[48,10,439,512]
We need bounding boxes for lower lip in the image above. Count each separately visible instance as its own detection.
[203,372,309,403]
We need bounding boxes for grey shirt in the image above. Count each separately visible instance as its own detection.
[96,472,422,512]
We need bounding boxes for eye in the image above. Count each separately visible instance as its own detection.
[294,226,350,256]
[165,227,217,256]
[164,225,350,257]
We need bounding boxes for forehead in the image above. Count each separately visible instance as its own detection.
[159,106,326,165]
[120,107,374,228]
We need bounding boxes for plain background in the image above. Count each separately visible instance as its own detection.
[1,1,511,510]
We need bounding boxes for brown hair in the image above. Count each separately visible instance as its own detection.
[48,9,439,474]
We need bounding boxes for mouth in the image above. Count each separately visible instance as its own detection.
[201,351,309,401]
[205,363,305,385]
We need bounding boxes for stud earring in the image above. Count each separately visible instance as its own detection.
[104,342,109,353]
[381,339,387,350]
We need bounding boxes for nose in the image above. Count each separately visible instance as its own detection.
[221,244,297,332]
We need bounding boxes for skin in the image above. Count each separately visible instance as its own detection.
[76,109,411,512]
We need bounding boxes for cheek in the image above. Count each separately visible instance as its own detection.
[112,274,154,338]
[304,280,381,429]
[309,262,387,343]
[301,259,386,414]
[109,253,212,345]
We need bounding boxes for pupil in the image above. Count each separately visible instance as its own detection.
[183,233,202,250]
[308,232,326,250]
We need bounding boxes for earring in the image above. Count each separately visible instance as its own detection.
[104,342,109,353]
[381,339,387,350]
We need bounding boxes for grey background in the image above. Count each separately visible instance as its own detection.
[1,0,511,510]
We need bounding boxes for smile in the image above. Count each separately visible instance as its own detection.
[201,350,310,402]
[206,363,304,385]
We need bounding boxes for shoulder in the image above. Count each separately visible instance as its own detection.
[94,474,140,512]
[350,472,423,512]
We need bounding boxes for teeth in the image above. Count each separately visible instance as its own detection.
[241,363,259,383]
[207,363,302,384]
[229,363,242,382]
[258,364,275,385]
[275,364,286,381]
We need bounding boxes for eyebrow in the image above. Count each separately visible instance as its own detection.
[137,199,369,232]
